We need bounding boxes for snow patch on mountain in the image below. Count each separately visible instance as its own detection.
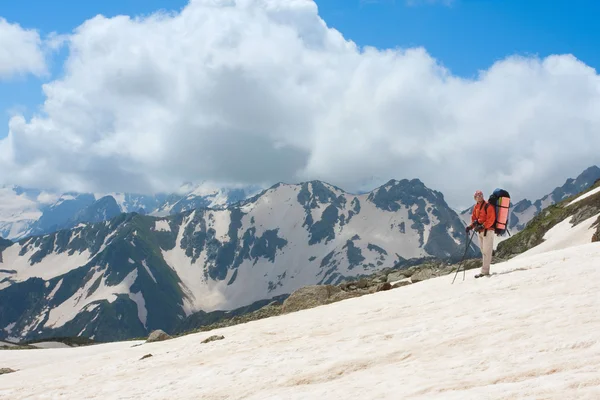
[47,278,63,301]
[128,290,148,329]
[154,220,171,232]
[110,193,126,211]
[567,186,600,207]
[161,212,229,315]
[46,268,140,329]
[206,211,231,242]
[3,322,15,335]
[141,260,157,284]
[0,241,91,289]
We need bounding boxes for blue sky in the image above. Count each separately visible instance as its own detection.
[1,0,600,204]
[2,0,600,140]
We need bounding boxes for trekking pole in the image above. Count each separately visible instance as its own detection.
[452,230,475,284]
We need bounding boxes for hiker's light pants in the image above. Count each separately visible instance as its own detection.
[478,230,494,275]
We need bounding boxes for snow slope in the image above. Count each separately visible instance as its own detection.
[158,180,466,313]
[567,186,600,207]
[2,239,600,399]
[517,213,600,259]
[0,241,92,289]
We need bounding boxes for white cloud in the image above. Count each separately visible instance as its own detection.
[0,18,47,79]
[1,0,599,209]
[36,191,60,205]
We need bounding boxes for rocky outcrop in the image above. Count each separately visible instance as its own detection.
[0,368,16,375]
[146,330,172,343]
[202,335,225,344]
[281,285,343,313]
[190,301,284,334]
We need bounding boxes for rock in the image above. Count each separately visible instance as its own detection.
[146,329,172,343]
[193,303,282,333]
[376,282,392,292]
[0,368,16,375]
[202,335,225,344]
[438,266,454,276]
[373,275,388,284]
[401,268,415,278]
[356,278,369,289]
[410,268,435,283]
[282,285,342,313]
[326,291,364,304]
[386,271,407,283]
[140,354,153,360]
[392,281,412,289]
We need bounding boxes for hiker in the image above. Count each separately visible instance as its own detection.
[466,190,496,278]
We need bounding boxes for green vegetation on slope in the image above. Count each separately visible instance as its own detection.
[496,179,600,259]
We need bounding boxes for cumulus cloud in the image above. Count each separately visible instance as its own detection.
[0,17,47,79]
[1,0,599,208]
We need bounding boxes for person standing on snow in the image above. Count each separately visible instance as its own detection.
[466,190,496,278]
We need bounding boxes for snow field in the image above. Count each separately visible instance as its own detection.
[0,242,91,290]
[2,242,600,399]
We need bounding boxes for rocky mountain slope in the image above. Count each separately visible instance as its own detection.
[459,165,600,236]
[508,165,600,231]
[0,179,472,342]
[496,178,600,259]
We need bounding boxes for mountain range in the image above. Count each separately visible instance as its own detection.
[1,165,599,343]
[0,178,470,342]
[3,175,600,399]
[0,183,261,241]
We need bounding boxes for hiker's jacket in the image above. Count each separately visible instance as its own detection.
[471,201,496,230]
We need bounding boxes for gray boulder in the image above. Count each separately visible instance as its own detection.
[392,281,412,289]
[0,368,16,375]
[386,271,407,283]
[410,268,435,283]
[146,329,172,343]
[282,285,342,313]
[202,335,225,344]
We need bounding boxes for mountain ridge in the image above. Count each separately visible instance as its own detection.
[0,177,471,342]
[0,184,262,241]
[459,165,600,237]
